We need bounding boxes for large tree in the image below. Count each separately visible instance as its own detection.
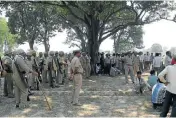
[38,1,170,64]
[113,26,144,53]
[4,2,62,51]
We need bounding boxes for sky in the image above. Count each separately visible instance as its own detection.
[1,12,176,53]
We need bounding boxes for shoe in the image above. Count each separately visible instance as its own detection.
[73,103,82,106]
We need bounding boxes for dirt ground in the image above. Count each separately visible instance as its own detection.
[0,74,162,117]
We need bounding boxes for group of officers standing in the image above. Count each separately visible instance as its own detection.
[0,49,81,108]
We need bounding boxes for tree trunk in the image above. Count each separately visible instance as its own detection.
[29,40,34,50]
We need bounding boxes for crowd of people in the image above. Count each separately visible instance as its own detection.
[0,49,176,117]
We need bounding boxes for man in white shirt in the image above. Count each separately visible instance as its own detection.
[158,54,176,117]
[144,52,150,70]
[153,53,162,75]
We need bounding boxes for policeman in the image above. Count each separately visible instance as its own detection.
[122,52,135,84]
[54,51,60,87]
[80,52,87,78]
[58,51,67,85]
[70,50,83,106]
[47,51,57,88]
[13,49,38,108]
[43,52,49,83]
[2,50,14,98]
[25,50,33,95]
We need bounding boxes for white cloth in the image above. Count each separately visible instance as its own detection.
[158,64,176,94]
[153,56,162,68]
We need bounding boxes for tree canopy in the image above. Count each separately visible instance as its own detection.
[0,17,16,52]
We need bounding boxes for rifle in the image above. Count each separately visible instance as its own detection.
[33,58,41,90]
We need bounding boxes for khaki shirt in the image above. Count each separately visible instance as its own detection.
[133,56,140,65]
[71,56,83,74]
[59,56,66,70]
[25,59,32,69]
[123,56,133,66]
[110,56,116,64]
[80,56,87,68]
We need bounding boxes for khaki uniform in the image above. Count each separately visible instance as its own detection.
[47,54,57,87]
[2,56,14,97]
[54,55,60,85]
[86,56,91,77]
[58,56,65,84]
[123,55,134,83]
[71,56,83,104]
[133,55,140,75]
[43,57,48,83]
[25,59,33,87]
[80,56,87,78]
[31,56,39,89]
[13,55,32,106]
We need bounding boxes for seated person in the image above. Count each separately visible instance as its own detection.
[96,63,101,75]
[147,70,158,88]
[151,79,166,110]
[110,64,119,77]
[134,71,151,94]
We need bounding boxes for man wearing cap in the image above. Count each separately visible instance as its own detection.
[2,50,14,98]
[71,50,83,106]
[31,50,39,90]
[80,52,87,78]
[133,52,140,75]
[43,52,49,83]
[25,50,33,95]
[13,49,38,108]
[47,51,57,88]
[54,51,60,87]
[158,54,176,117]
[58,51,67,85]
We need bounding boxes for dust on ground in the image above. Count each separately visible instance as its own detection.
[0,74,161,117]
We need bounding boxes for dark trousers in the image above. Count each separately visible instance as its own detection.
[160,91,176,117]
[104,63,111,75]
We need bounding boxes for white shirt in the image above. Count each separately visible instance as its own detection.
[158,64,176,94]
[153,56,162,68]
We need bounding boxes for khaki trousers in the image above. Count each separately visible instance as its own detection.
[72,74,82,104]
[42,70,48,83]
[15,85,28,105]
[4,73,14,96]
[27,73,33,87]
[133,64,139,75]
[124,65,134,83]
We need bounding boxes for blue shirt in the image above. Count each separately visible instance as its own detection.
[147,75,158,88]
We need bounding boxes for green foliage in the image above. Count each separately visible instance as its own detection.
[0,17,16,52]
[113,26,144,53]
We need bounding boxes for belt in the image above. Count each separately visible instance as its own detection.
[126,64,132,66]
[74,72,83,75]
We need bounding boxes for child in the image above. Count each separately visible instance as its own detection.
[134,71,151,94]
[151,79,166,110]
[147,70,158,88]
